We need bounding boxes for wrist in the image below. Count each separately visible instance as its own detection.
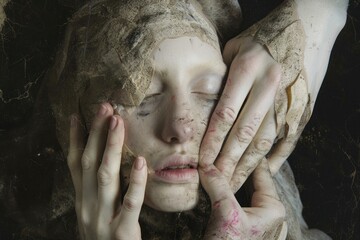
[296,0,347,41]
[295,0,348,102]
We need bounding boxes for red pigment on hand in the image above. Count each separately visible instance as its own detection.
[213,200,221,209]
[221,209,241,236]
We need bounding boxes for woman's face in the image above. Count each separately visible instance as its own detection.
[120,36,226,212]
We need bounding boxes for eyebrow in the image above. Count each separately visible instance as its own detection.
[153,61,226,79]
[152,69,168,79]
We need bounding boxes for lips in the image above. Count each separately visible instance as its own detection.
[153,154,199,183]
[163,164,195,170]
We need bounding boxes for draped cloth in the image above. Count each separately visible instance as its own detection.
[44,0,329,239]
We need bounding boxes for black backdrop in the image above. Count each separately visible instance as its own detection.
[0,0,359,239]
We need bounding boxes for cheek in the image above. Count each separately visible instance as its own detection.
[122,114,156,157]
[192,99,216,135]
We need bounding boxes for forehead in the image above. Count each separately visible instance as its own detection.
[145,36,226,95]
[75,1,220,104]
[151,36,224,77]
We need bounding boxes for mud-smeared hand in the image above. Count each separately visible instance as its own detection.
[199,158,287,240]
[200,36,287,193]
[68,103,147,240]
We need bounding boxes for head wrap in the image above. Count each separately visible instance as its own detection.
[48,0,231,153]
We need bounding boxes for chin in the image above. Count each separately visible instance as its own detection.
[144,181,199,212]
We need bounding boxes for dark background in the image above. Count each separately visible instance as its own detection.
[0,0,359,239]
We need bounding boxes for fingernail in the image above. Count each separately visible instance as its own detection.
[98,104,107,116]
[70,115,77,128]
[134,157,145,170]
[109,116,118,130]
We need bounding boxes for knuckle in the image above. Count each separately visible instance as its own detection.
[67,148,82,167]
[97,167,113,187]
[267,65,282,86]
[235,125,256,144]
[67,156,77,170]
[80,210,91,228]
[237,169,251,183]
[106,138,120,148]
[81,154,92,170]
[254,138,273,154]
[122,195,142,212]
[215,107,237,126]
[235,54,259,73]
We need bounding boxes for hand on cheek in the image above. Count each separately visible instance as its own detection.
[200,36,300,193]
[199,159,287,240]
[67,103,147,240]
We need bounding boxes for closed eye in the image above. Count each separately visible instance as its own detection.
[137,93,162,116]
[192,92,220,101]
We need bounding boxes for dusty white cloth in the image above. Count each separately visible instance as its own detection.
[274,161,331,240]
[48,0,224,154]
[46,0,329,239]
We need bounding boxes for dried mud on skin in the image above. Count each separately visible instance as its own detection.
[0,0,359,239]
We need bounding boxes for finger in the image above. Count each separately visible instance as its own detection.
[251,158,280,206]
[267,130,302,175]
[68,114,86,239]
[199,164,247,226]
[244,160,285,236]
[215,66,280,182]
[97,115,124,224]
[200,55,256,166]
[117,157,147,231]
[229,108,277,192]
[198,165,235,204]
[68,114,85,200]
[81,103,113,211]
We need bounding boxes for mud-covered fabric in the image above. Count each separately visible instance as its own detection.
[237,0,311,139]
[274,161,332,240]
[48,0,223,155]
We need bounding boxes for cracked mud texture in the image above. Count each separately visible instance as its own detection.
[0,0,359,239]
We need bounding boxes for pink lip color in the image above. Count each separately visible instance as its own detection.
[154,168,198,183]
[153,154,198,183]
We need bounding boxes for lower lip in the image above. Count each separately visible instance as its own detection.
[154,168,198,183]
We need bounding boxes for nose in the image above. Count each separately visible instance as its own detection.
[161,113,195,144]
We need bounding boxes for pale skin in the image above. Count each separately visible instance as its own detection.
[67,37,286,239]
[65,1,348,238]
[200,0,349,192]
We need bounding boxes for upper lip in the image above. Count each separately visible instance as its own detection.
[154,154,198,171]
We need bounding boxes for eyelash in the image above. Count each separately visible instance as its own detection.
[193,93,220,102]
[137,94,162,117]
[136,92,219,117]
